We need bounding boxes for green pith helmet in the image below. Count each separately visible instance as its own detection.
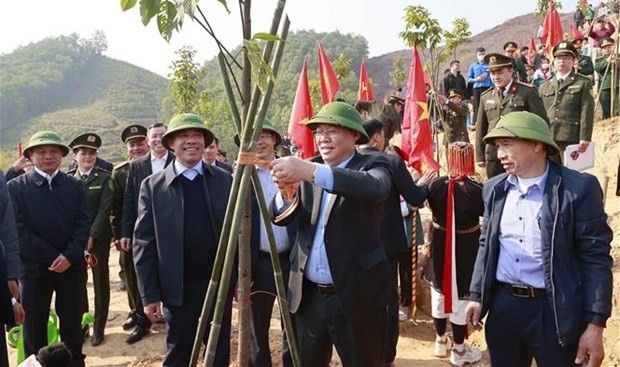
[482,111,561,156]
[23,131,70,159]
[306,101,369,144]
[234,118,282,147]
[161,113,214,150]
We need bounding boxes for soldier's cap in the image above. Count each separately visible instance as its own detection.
[233,118,282,147]
[121,124,147,143]
[447,89,465,99]
[484,53,513,70]
[600,37,615,49]
[161,113,214,150]
[553,41,578,57]
[482,111,560,156]
[306,101,370,144]
[69,133,102,152]
[23,131,70,159]
[503,41,518,52]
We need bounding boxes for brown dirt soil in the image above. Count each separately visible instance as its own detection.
[8,119,619,367]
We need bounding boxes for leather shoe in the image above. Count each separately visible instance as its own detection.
[122,315,137,331]
[126,326,149,344]
[90,333,104,347]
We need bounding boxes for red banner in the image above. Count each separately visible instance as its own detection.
[317,42,340,105]
[358,58,374,101]
[288,61,315,159]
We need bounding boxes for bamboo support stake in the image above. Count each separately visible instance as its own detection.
[410,209,418,324]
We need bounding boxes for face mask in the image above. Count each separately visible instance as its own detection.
[542,63,550,69]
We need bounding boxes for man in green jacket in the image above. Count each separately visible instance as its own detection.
[595,37,619,119]
[539,41,595,162]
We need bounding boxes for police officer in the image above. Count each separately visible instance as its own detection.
[475,53,549,179]
[540,41,595,161]
[504,41,527,82]
[67,133,113,347]
[109,125,149,333]
[595,37,620,119]
[437,89,470,147]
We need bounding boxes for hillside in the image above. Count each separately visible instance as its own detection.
[368,12,574,97]
[0,35,167,164]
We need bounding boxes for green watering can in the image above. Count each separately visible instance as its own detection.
[7,312,94,364]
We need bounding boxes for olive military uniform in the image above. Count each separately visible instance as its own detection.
[475,81,549,178]
[540,41,595,154]
[594,39,620,119]
[440,90,470,146]
[576,54,594,76]
[68,133,113,345]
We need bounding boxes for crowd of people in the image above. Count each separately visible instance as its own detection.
[0,5,618,367]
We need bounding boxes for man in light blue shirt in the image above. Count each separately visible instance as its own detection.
[467,47,493,125]
[271,102,391,367]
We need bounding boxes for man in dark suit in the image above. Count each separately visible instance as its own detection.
[442,60,468,99]
[133,113,233,366]
[203,137,233,173]
[271,102,392,367]
[0,170,25,366]
[120,122,174,344]
[358,118,437,366]
[248,119,297,367]
[8,131,90,367]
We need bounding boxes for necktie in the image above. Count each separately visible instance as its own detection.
[558,78,564,86]
[499,87,505,100]
[81,174,88,181]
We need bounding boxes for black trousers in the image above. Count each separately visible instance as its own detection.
[162,283,232,367]
[397,248,412,307]
[486,287,579,367]
[384,253,400,364]
[250,251,293,367]
[472,87,489,124]
[296,281,386,367]
[80,239,111,336]
[119,250,134,311]
[0,328,8,367]
[21,269,86,367]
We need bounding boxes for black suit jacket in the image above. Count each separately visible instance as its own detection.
[272,152,391,322]
[359,147,429,255]
[215,160,234,174]
[121,152,174,238]
[133,161,232,306]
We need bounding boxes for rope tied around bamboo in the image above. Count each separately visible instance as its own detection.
[237,152,298,202]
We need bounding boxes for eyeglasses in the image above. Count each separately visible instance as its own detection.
[312,128,342,140]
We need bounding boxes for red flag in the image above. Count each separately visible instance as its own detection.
[401,45,440,173]
[358,58,374,101]
[288,61,315,159]
[571,23,583,41]
[527,37,537,65]
[541,3,564,54]
[317,42,340,105]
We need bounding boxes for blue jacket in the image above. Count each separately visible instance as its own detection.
[469,161,613,346]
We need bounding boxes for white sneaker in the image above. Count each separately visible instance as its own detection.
[449,343,482,366]
[398,306,409,322]
[434,335,451,358]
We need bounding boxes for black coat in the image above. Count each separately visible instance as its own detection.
[121,152,174,239]
[443,72,468,99]
[133,162,232,306]
[272,152,392,322]
[358,147,429,255]
[7,170,90,278]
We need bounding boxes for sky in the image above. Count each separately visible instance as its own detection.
[0,0,582,77]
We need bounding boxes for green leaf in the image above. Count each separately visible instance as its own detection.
[216,0,230,14]
[243,39,275,93]
[121,0,138,11]
[251,32,281,42]
[140,0,161,26]
[182,0,198,20]
[157,1,178,42]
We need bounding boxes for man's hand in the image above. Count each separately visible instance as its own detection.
[578,140,590,153]
[13,301,25,325]
[417,170,439,187]
[48,254,71,273]
[7,280,19,300]
[144,302,163,323]
[271,157,315,189]
[120,237,132,252]
[465,301,484,332]
[575,323,605,367]
[476,161,486,168]
[87,237,94,252]
[477,72,488,82]
[12,156,32,172]
[112,239,122,251]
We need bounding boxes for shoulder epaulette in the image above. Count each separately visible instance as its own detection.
[481,88,494,96]
[66,168,77,175]
[94,166,111,174]
[114,161,130,170]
